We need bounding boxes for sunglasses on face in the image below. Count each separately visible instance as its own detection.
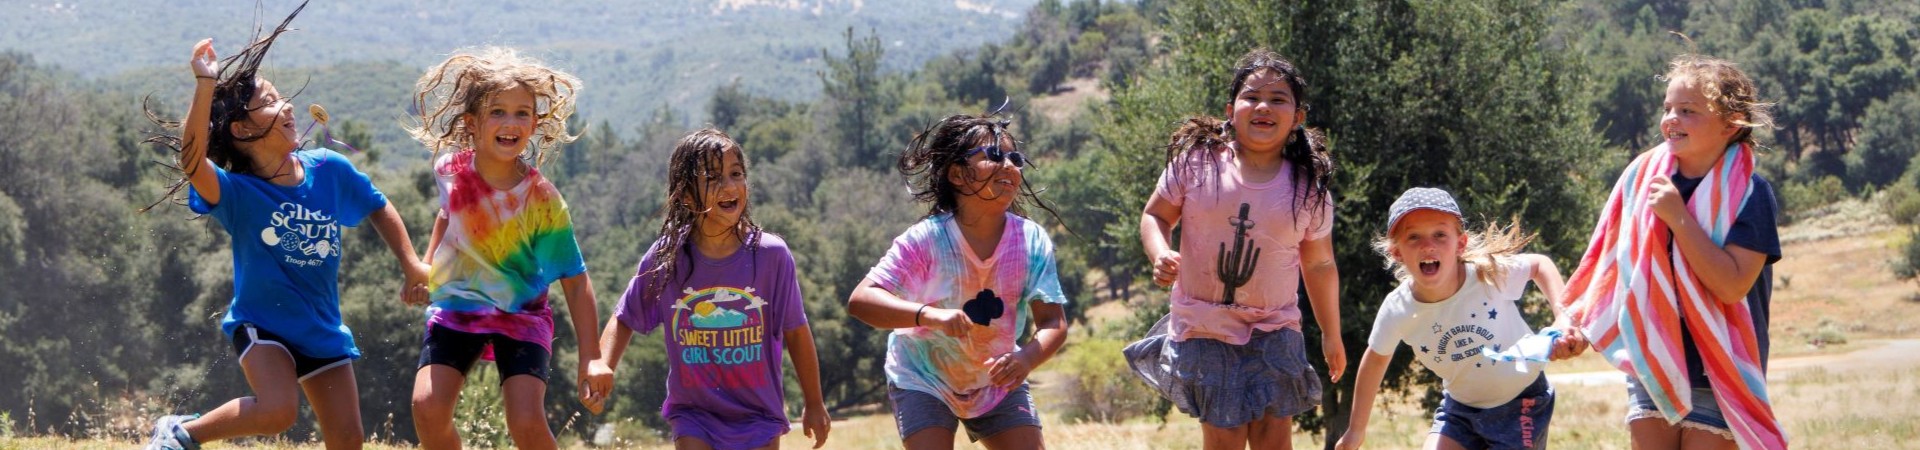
[962,145,1027,168]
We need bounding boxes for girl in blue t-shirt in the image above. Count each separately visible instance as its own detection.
[141,3,429,449]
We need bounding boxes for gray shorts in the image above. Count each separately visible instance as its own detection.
[1123,316,1322,428]
[888,383,1041,442]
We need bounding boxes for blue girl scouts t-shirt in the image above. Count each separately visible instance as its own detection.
[188,149,387,360]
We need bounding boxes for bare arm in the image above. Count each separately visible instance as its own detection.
[1300,234,1345,381]
[1140,190,1182,287]
[784,325,831,448]
[846,277,974,338]
[366,204,429,305]
[1524,253,1587,360]
[423,214,448,262]
[559,274,602,364]
[1647,175,1770,303]
[1668,220,1770,303]
[582,319,631,414]
[988,301,1069,389]
[1334,350,1394,450]
[182,39,222,205]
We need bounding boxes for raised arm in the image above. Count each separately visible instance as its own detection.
[182,39,223,205]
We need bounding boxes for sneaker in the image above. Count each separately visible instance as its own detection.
[144,414,200,450]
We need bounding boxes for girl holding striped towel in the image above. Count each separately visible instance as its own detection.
[1563,51,1785,450]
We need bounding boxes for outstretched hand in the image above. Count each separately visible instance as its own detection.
[190,39,218,80]
[400,261,430,306]
[1549,325,1590,361]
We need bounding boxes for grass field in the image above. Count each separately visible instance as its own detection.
[8,201,1918,449]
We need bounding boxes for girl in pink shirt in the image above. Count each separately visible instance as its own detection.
[1124,48,1346,450]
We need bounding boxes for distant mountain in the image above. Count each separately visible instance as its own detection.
[6,0,1036,131]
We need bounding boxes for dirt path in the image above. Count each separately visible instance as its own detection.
[1547,338,1920,387]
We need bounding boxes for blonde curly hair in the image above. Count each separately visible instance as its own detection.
[407,46,581,165]
[1659,47,1776,146]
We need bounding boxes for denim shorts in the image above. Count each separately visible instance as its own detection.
[229,323,353,381]
[888,383,1040,442]
[1625,375,1732,438]
[1431,374,1554,450]
[418,324,551,383]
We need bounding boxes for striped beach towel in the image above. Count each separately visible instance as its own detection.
[1563,142,1784,449]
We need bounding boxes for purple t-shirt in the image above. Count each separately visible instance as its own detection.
[614,231,807,448]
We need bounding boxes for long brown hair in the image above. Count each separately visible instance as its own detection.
[637,128,762,303]
[142,0,308,212]
[1163,48,1332,217]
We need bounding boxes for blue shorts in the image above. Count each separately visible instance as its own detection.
[417,324,551,383]
[229,323,353,381]
[888,383,1040,442]
[1625,375,1733,438]
[1431,374,1554,450]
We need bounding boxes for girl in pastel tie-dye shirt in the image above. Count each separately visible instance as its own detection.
[848,113,1070,449]
[403,47,604,450]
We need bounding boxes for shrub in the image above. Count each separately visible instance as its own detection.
[1053,337,1165,423]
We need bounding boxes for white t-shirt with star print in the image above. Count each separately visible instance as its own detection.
[1366,256,1542,408]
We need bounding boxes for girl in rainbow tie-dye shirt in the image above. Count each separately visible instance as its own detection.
[848,113,1070,449]
[403,47,603,450]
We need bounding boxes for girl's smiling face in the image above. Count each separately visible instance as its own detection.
[1390,209,1468,290]
[1660,75,1743,161]
[466,84,538,164]
[1225,69,1305,152]
[232,78,299,156]
[948,136,1024,213]
[691,148,749,234]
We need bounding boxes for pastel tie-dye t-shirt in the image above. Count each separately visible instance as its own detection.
[424,151,587,352]
[865,213,1067,418]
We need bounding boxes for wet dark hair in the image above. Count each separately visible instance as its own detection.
[1164,48,1333,216]
[637,127,762,302]
[142,0,308,212]
[897,113,1062,222]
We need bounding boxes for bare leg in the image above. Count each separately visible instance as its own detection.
[1246,415,1293,450]
[1677,425,1738,450]
[1422,431,1470,450]
[501,374,556,450]
[977,425,1044,450]
[1200,422,1249,450]
[299,363,364,450]
[181,345,302,442]
[902,426,958,450]
[1629,417,1681,450]
[411,365,467,450]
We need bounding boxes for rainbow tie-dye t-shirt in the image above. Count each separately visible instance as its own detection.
[865,212,1067,418]
[424,151,587,352]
